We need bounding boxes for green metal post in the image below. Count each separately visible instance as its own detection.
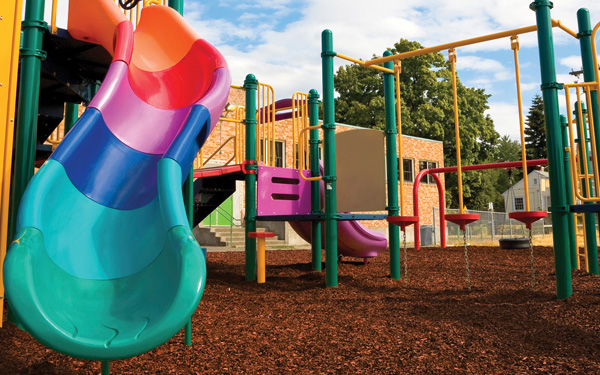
[182,167,193,346]
[244,74,258,281]
[573,103,599,273]
[168,0,183,14]
[530,0,573,299]
[64,103,79,134]
[101,360,110,375]
[8,0,47,246]
[577,8,600,275]
[321,30,338,287]
[382,50,401,280]
[560,115,577,269]
[308,89,322,271]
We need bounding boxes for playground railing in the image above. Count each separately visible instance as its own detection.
[564,81,600,203]
[256,82,276,167]
[194,103,245,169]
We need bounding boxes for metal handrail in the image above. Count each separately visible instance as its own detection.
[194,103,246,169]
[201,136,236,167]
[298,125,322,182]
[257,83,276,166]
[292,92,308,169]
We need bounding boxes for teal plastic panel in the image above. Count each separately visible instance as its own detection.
[17,160,166,280]
[4,225,205,360]
[157,158,189,229]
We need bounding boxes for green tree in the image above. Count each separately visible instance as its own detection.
[333,39,499,210]
[524,93,547,161]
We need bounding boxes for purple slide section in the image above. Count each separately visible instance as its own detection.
[289,220,388,259]
[89,61,192,155]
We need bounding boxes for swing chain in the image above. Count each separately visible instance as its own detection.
[463,229,471,291]
[529,228,536,291]
[403,231,408,287]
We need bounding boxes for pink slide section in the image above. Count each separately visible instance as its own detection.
[289,220,388,259]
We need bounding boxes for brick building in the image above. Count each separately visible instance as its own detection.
[198,87,444,244]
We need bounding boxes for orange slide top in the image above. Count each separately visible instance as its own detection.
[67,0,127,56]
[67,0,208,73]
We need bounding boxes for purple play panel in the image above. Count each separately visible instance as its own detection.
[257,166,312,215]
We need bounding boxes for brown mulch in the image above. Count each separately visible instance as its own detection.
[2,246,600,374]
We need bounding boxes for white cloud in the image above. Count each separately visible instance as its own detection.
[560,55,583,70]
[485,101,523,140]
[25,0,600,119]
[190,0,600,98]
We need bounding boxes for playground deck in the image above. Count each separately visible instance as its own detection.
[2,246,600,374]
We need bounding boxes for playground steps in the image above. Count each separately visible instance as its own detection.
[208,226,286,249]
[192,166,245,227]
[35,28,111,163]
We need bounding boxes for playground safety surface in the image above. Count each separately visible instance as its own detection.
[2,245,600,374]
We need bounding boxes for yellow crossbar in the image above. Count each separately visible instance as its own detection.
[364,20,575,67]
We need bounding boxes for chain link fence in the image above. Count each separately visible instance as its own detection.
[429,207,553,247]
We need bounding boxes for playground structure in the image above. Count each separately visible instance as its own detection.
[1,0,600,372]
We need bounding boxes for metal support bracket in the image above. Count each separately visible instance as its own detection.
[321,50,337,58]
[540,82,563,90]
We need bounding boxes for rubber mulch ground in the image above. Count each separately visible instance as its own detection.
[2,246,600,374]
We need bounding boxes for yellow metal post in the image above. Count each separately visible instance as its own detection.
[1,0,24,327]
[257,238,265,284]
[449,49,464,214]
[511,36,531,212]
[394,61,405,216]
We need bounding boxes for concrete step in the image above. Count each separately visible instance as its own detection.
[210,226,265,234]
[221,236,286,249]
[198,225,284,249]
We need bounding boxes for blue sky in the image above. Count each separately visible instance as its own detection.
[46,0,600,140]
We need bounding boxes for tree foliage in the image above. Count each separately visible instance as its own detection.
[524,93,547,161]
[333,39,500,210]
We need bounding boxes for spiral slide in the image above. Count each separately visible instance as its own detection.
[3,0,230,361]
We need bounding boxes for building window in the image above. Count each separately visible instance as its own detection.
[514,197,525,211]
[260,140,285,168]
[533,178,537,185]
[545,196,551,210]
[398,158,414,182]
[419,161,439,184]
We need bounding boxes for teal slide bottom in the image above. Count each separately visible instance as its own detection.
[4,159,206,360]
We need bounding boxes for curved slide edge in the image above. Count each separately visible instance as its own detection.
[4,224,205,361]
[289,219,388,259]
